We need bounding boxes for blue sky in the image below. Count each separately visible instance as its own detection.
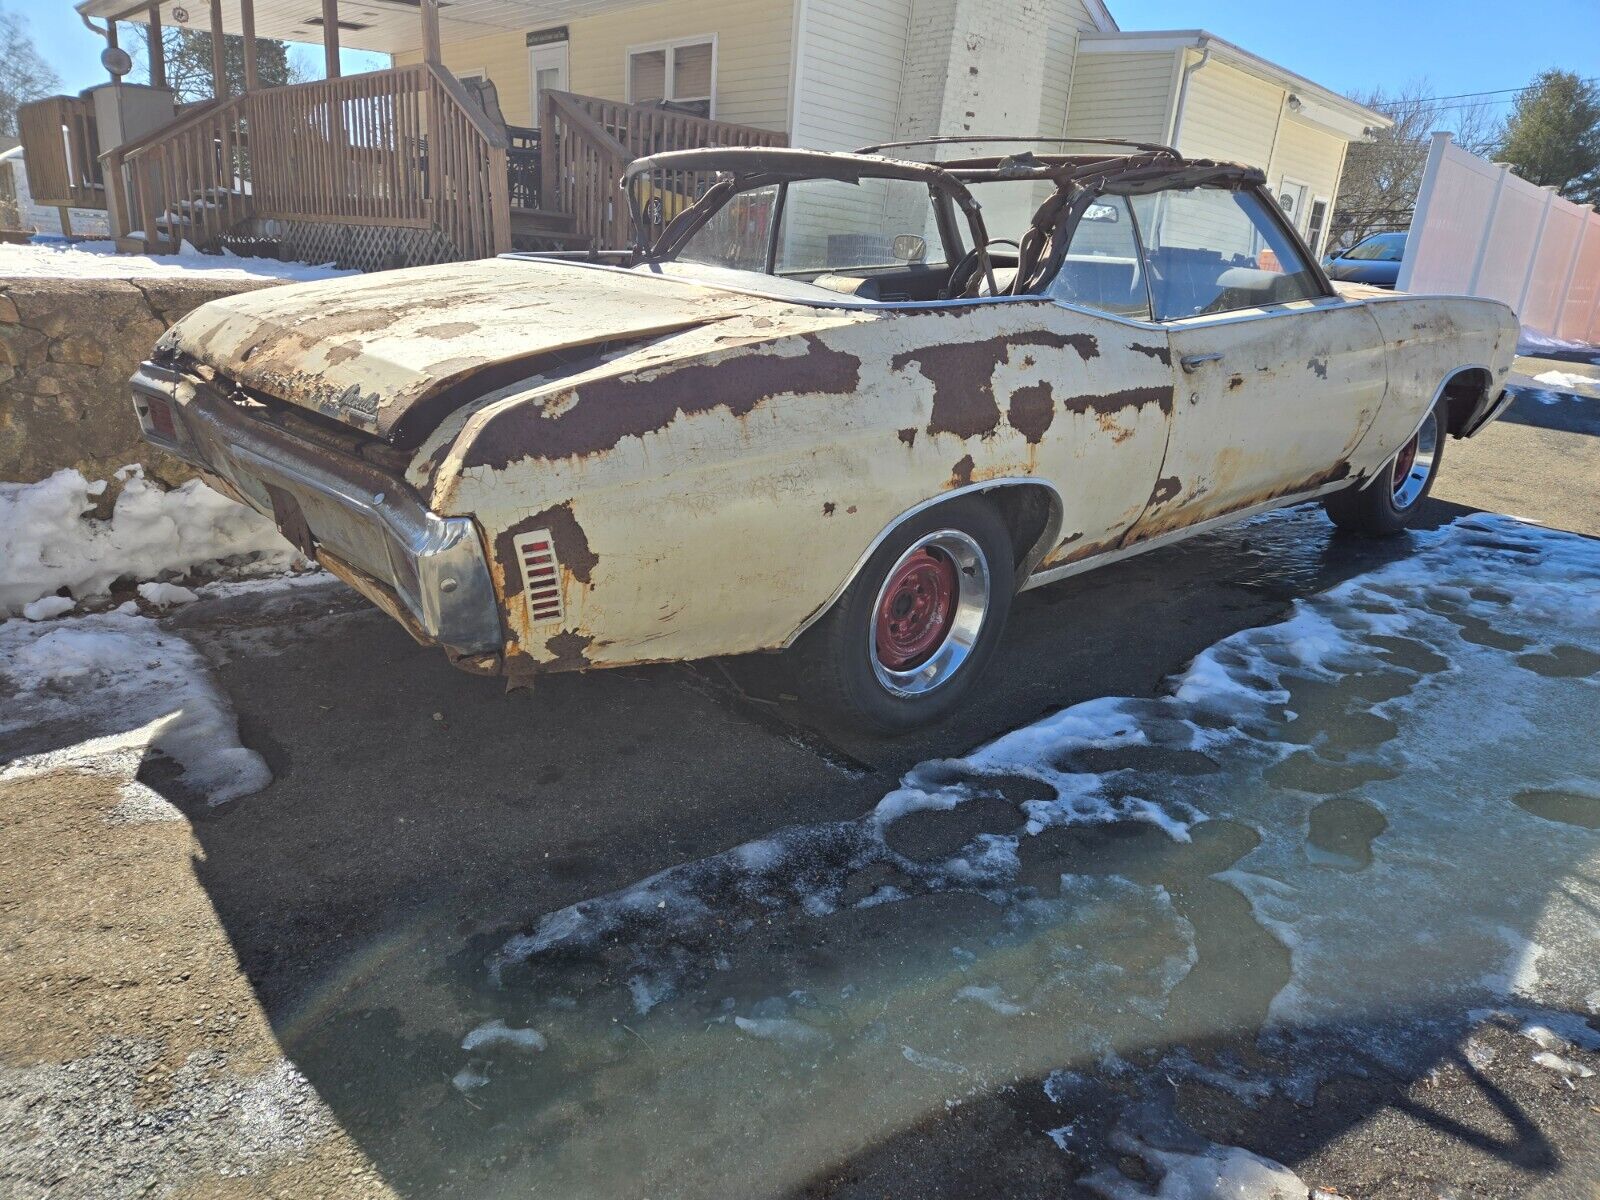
[17,0,1600,108]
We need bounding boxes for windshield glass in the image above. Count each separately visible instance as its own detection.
[673,177,949,275]
[1346,233,1407,262]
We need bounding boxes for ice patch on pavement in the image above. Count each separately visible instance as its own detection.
[0,466,300,616]
[0,610,269,808]
[461,512,1600,1194]
[461,1020,546,1054]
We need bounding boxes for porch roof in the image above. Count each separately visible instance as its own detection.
[74,0,638,56]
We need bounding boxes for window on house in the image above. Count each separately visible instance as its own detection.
[628,38,715,118]
[1306,197,1330,256]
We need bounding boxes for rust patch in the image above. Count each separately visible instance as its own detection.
[1228,373,1245,391]
[950,454,975,488]
[1129,460,1353,546]
[467,333,861,468]
[1007,382,1055,444]
[543,630,594,671]
[823,501,836,516]
[1129,342,1172,366]
[1149,476,1182,505]
[894,332,1098,440]
[1062,384,1174,419]
[897,427,917,447]
[493,502,598,611]
[416,321,479,340]
[1308,356,1329,379]
[323,342,363,367]
[846,505,857,515]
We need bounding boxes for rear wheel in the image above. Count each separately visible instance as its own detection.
[1324,403,1444,536]
[795,498,1014,734]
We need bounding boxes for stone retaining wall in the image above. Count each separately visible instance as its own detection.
[0,275,283,486]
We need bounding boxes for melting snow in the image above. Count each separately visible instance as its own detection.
[446,512,1598,1194]
[0,466,301,616]
[0,238,354,283]
[460,1020,546,1054]
[1531,369,1597,392]
[0,609,269,808]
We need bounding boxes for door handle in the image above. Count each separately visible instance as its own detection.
[1180,352,1225,373]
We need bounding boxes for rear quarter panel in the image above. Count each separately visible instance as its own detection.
[1347,293,1519,477]
[428,299,1174,675]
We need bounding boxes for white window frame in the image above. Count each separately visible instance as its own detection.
[625,33,718,119]
[1305,194,1331,256]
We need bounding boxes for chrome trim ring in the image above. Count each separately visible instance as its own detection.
[1391,413,1439,509]
[869,530,990,697]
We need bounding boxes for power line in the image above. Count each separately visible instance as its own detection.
[1372,75,1600,113]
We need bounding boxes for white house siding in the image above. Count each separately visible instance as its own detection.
[785,0,917,265]
[790,0,912,152]
[1178,55,1283,166]
[1062,51,1177,148]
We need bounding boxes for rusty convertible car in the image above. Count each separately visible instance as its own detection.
[131,140,1517,731]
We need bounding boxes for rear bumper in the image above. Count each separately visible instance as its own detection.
[130,361,503,661]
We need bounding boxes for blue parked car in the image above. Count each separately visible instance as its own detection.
[1324,231,1407,288]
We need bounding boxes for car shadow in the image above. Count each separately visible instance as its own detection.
[128,499,1597,1197]
[1495,386,1600,436]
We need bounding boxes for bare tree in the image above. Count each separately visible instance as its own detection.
[1329,79,1502,253]
[0,5,60,140]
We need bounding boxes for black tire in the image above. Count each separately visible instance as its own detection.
[1323,402,1445,536]
[794,497,1015,734]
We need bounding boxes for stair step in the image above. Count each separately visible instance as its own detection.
[510,206,576,230]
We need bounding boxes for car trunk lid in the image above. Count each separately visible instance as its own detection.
[156,258,776,443]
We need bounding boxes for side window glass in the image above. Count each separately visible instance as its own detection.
[1046,195,1150,320]
[1129,187,1324,321]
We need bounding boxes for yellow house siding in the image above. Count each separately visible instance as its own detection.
[1177,54,1282,167]
[398,0,792,131]
[1038,0,1105,140]
[1063,52,1176,147]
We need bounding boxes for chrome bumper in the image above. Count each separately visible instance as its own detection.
[131,361,502,657]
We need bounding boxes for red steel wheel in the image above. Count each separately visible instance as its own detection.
[874,547,958,670]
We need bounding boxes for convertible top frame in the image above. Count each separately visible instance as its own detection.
[620,142,1288,299]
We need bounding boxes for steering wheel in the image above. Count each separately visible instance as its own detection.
[945,239,1020,299]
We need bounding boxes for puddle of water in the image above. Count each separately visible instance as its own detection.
[1513,787,1600,830]
[310,514,1600,1198]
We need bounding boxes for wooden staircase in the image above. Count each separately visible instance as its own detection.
[510,206,592,252]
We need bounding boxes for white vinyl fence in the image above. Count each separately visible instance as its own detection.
[1398,131,1600,346]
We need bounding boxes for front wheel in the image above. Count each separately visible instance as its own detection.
[1323,403,1444,536]
[793,498,1015,734]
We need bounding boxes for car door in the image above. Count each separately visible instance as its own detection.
[1123,185,1387,540]
[1026,193,1177,570]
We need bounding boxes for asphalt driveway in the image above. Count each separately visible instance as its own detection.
[2,364,1597,1199]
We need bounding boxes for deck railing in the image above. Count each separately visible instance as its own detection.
[103,64,510,261]
[17,95,105,210]
[540,91,786,249]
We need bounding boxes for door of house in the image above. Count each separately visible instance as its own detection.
[528,40,569,129]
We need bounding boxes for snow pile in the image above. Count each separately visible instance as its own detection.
[1081,1097,1309,1200]
[0,238,353,283]
[1532,369,1597,392]
[0,466,301,617]
[1517,326,1599,360]
[0,608,271,808]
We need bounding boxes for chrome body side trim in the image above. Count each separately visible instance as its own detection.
[1019,483,1352,591]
